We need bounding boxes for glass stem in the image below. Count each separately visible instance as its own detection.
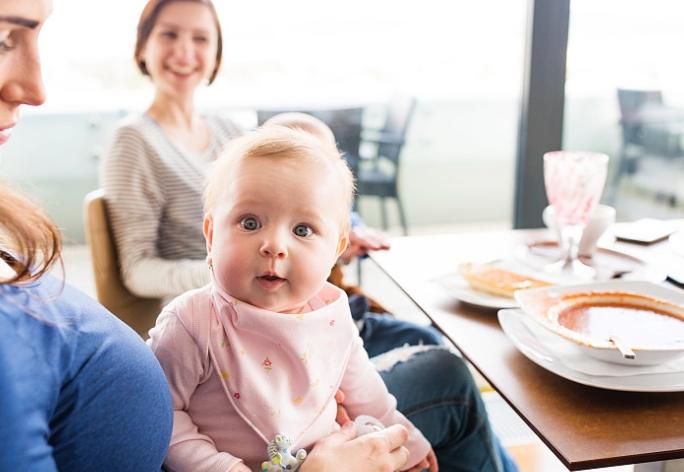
[560,223,584,265]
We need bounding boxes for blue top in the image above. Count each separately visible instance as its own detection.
[0,274,173,471]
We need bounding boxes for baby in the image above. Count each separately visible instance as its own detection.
[148,123,432,471]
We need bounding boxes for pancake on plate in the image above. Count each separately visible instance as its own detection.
[458,262,551,298]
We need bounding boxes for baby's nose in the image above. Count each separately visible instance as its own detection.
[259,236,288,258]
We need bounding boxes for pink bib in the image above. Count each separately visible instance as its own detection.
[208,282,357,447]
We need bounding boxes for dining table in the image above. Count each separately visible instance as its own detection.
[369,225,684,471]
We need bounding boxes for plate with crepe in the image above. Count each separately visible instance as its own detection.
[433,260,554,309]
[514,281,684,366]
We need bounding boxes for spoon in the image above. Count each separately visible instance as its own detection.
[609,335,636,360]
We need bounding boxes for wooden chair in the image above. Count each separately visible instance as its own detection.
[83,189,161,338]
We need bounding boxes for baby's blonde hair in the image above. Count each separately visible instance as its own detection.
[263,112,336,147]
[204,126,355,230]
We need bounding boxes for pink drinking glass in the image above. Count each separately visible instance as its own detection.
[543,151,609,278]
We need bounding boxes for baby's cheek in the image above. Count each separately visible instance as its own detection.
[215,259,241,291]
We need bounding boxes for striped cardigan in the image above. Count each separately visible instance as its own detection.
[100,114,242,301]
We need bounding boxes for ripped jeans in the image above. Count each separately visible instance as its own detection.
[359,315,517,472]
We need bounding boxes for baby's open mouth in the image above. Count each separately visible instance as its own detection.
[256,274,286,289]
[259,275,283,281]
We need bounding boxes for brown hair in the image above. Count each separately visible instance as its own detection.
[134,0,223,84]
[0,184,62,285]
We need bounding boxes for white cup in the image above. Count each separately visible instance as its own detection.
[542,204,616,257]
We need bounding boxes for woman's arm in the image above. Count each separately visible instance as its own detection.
[0,280,173,471]
[0,339,58,471]
[122,256,209,300]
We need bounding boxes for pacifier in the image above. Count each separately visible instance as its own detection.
[353,415,385,436]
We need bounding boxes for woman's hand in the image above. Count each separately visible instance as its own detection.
[301,422,410,472]
[339,227,391,264]
[332,389,434,471]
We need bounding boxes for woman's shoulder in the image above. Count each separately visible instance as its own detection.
[205,113,245,140]
[110,113,157,141]
[0,275,162,378]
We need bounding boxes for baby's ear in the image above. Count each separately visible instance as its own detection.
[336,233,350,258]
[203,214,214,253]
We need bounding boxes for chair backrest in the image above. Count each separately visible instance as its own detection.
[616,89,664,147]
[617,88,663,123]
[376,96,417,165]
[83,189,161,338]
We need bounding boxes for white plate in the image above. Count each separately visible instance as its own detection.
[515,281,684,365]
[433,272,518,309]
[498,308,684,392]
[516,241,666,283]
[670,231,684,257]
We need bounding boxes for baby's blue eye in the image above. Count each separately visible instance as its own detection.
[293,224,313,237]
[240,216,260,231]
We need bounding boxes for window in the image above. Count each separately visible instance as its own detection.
[5,1,526,240]
[564,0,684,219]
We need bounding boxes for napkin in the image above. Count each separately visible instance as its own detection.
[521,315,684,377]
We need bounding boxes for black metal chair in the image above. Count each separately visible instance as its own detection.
[351,96,416,235]
[256,107,364,171]
[610,88,684,203]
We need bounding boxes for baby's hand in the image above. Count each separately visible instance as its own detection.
[405,448,438,472]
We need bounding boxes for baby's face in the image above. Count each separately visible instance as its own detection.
[205,156,348,313]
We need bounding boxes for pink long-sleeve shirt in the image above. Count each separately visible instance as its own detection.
[148,282,429,472]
